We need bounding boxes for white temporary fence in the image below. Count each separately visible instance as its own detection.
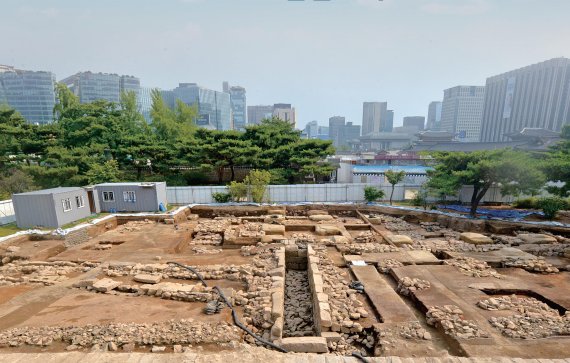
[166,183,530,205]
[168,183,422,205]
[0,200,16,225]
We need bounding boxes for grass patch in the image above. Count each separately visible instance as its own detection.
[60,213,110,229]
[0,223,22,237]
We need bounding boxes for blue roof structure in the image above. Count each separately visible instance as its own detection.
[352,165,431,175]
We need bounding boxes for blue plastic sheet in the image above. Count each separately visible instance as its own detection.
[437,204,543,220]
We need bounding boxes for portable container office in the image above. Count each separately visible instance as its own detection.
[92,182,167,213]
[12,187,91,228]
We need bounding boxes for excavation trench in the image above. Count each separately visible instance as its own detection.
[283,244,316,337]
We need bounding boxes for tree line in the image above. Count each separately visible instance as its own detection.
[0,85,335,199]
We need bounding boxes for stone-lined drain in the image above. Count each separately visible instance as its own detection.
[283,269,315,337]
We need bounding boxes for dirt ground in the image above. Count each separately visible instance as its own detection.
[0,206,569,358]
[17,292,234,327]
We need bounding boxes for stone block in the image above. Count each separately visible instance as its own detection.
[331,235,349,244]
[133,274,162,284]
[164,218,175,224]
[186,214,199,221]
[268,268,284,277]
[315,225,341,236]
[93,278,121,292]
[280,337,328,353]
[384,234,414,245]
[517,233,558,244]
[262,224,285,235]
[307,210,328,216]
[320,332,341,343]
[271,291,284,320]
[318,302,330,312]
[309,214,335,221]
[320,309,332,328]
[406,250,440,264]
[271,317,283,339]
[459,232,493,245]
[316,292,329,302]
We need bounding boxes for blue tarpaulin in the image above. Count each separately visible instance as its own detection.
[437,204,543,220]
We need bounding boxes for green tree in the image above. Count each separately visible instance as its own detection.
[542,125,570,197]
[228,181,247,202]
[288,139,336,183]
[427,150,545,217]
[0,106,28,169]
[538,196,566,220]
[25,165,80,189]
[384,170,406,205]
[53,82,79,121]
[364,186,385,203]
[85,159,121,184]
[194,129,261,183]
[120,90,148,134]
[0,169,37,199]
[245,169,271,203]
[150,89,198,141]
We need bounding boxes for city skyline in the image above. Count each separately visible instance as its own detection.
[2,0,569,129]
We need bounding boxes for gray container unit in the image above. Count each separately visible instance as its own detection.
[12,187,91,228]
[93,182,167,213]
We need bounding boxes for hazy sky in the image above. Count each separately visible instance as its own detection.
[2,0,569,128]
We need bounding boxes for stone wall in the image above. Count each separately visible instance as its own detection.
[307,246,332,335]
[270,247,286,342]
[64,228,90,248]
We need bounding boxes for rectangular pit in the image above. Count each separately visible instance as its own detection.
[270,244,329,352]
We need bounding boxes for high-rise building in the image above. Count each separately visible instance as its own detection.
[0,65,56,124]
[403,116,425,131]
[383,109,394,132]
[247,105,274,125]
[317,126,329,139]
[137,87,154,123]
[303,121,329,140]
[165,83,231,130]
[328,116,346,144]
[362,102,393,135]
[61,71,140,104]
[440,86,485,141]
[337,122,361,149]
[305,120,319,138]
[427,101,442,130]
[229,86,246,130]
[480,58,570,142]
[273,103,296,127]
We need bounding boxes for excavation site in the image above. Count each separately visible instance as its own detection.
[0,204,569,362]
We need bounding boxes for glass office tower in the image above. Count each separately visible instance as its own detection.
[0,66,56,124]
